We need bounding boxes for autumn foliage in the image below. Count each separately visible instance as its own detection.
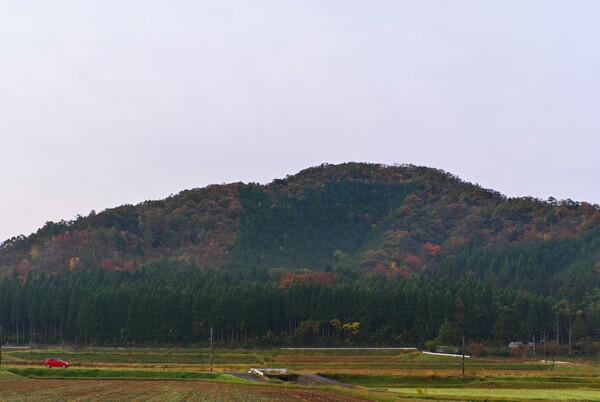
[0,162,598,282]
[280,272,337,288]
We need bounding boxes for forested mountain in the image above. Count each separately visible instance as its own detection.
[2,163,599,281]
[1,163,599,349]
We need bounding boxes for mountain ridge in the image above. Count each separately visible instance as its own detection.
[1,162,599,283]
[1,162,599,347]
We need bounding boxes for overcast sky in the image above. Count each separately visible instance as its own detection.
[1,1,599,242]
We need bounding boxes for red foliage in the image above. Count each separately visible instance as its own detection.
[404,194,422,204]
[423,242,441,256]
[280,272,337,288]
[404,253,422,268]
[16,259,30,278]
[52,232,71,246]
[122,260,135,270]
[100,259,115,271]
[373,262,387,274]
[390,266,411,279]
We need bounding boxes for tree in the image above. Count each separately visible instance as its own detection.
[493,307,516,343]
[571,310,587,341]
[330,319,342,339]
[436,319,461,345]
[342,322,361,340]
[295,320,320,343]
[555,299,573,353]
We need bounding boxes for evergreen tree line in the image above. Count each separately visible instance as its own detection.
[1,262,598,351]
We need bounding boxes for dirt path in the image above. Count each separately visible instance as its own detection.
[296,373,356,388]
[225,371,355,388]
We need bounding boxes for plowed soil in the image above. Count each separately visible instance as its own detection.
[0,379,368,401]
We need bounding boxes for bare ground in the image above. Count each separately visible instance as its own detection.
[0,379,369,401]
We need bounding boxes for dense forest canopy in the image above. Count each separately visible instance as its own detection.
[0,163,599,349]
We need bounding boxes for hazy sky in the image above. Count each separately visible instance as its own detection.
[2,1,600,242]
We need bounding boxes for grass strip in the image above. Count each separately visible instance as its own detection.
[387,387,600,401]
[320,373,600,389]
[9,351,265,365]
[0,371,24,381]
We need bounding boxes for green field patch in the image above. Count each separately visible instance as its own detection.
[409,353,466,363]
[0,371,24,381]
[321,372,600,390]
[9,349,269,365]
[388,387,600,401]
[278,348,417,357]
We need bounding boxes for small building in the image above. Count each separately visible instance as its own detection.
[436,345,459,354]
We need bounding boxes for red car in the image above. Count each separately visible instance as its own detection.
[45,358,70,368]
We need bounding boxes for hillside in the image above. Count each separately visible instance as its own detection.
[1,162,600,347]
[1,163,599,289]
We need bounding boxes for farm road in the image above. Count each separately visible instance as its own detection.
[225,371,355,388]
[297,373,355,388]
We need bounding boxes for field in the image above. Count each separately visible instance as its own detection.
[1,347,600,401]
[0,378,365,401]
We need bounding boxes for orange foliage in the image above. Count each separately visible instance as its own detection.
[373,262,387,274]
[100,259,115,271]
[52,232,71,246]
[404,194,422,204]
[390,266,411,279]
[122,260,135,270]
[280,272,337,288]
[17,259,30,277]
[423,242,441,256]
[404,253,422,268]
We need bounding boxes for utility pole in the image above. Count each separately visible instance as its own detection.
[533,333,536,357]
[0,326,2,367]
[596,328,600,360]
[461,335,465,376]
[568,315,572,355]
[210,326,214,372]
[542,331,546,362]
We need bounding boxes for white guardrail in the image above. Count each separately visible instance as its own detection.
[248,368,288,376]
[422,351,470,358]
[281,347,418,350]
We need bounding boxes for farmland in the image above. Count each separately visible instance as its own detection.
[0,378,366,401]
[1,347,600,401]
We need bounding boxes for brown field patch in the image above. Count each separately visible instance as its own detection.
[0,379,368,401]
[276,356,397,363]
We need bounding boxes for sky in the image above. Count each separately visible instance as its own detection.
[1,1,600,242]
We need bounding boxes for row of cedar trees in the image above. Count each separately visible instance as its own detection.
[0,261,599,352]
